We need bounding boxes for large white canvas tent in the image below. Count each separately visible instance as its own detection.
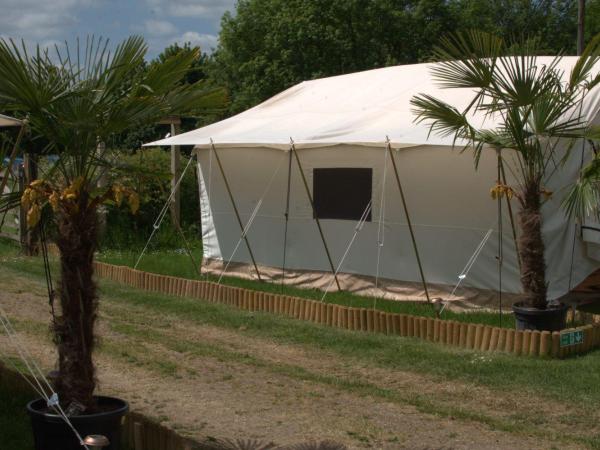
[147,57,600,305]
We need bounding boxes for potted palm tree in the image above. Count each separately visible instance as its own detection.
[0,36,226,449]
[411,31,600,331]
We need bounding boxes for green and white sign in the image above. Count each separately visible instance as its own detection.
[560,330,584,347]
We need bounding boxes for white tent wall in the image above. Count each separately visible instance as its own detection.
[196,140,599,302]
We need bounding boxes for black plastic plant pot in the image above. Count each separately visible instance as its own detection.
[512,301,569,331]
[27,396,128,450]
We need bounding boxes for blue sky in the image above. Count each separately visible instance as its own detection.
[0,0,236,59]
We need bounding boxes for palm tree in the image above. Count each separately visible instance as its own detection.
[410,31,600,309]
[0,36,226,410]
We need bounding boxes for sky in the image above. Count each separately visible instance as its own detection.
[0,0,236,59]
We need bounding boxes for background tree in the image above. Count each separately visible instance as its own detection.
[211,0,600,115]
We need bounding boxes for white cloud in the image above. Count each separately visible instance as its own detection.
[0,0,89,40]
[176,31,218,53]
[144,19,177,37]
[145,0,235,19]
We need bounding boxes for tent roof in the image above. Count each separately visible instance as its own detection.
[146,56,600,150]
[0,114,22,127]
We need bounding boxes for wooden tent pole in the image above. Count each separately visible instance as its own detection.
[210,139,263,282]
[281,148,293,289]
[388,140,431,302]
[290,140,341,291]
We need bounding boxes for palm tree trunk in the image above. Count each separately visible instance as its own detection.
[518,181,547,308]
[53,198,98,410]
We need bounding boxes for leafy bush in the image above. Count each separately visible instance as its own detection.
[101,147,200,250]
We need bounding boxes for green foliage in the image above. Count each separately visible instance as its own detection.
[111,42,226,151]
[0,372,34,450]
[101,148,201,249]
[211,0,600,115]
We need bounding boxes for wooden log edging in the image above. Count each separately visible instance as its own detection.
[94,261,600,359]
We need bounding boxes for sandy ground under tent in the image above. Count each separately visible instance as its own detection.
[202,258,524,313]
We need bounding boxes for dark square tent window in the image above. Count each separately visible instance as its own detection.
[313,168,372,221]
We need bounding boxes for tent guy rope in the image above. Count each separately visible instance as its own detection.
[0,306,90,449]
[217,153,286,283]
[374,143,390,308]
[134,154,195,270]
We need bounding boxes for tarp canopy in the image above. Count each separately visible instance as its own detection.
[146,56,600,150]
[0,114,22,127]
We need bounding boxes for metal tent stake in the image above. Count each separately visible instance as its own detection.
[388,140,431,303]
[290,140,342,291]
[210,139,263,282]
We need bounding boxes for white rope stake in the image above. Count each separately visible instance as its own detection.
[217,153,285,283]
[321,200,373,301]
[441,228,493,313]
[134,155,195,269]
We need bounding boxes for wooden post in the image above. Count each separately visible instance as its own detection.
[400,314,408,336]
[505,329,515,353]
[466,323,476,349]
[452,321,460,346]
[459,323,468,347]
[540,331,551,357]
[551,331,560,358]
[133,422,144,450]
[434,319,441,342]
[490,328,499,352]
[417,317,425,339]
[474,324,484,350]
[426,317,434,341]
[157,116,182,229]
[367,309,374,332]
[497,328,507,352]
[439,321,447,344]
[522,330,531,355]
[446,320,453,344]
[480,326,491,351]
[530,330,541,356]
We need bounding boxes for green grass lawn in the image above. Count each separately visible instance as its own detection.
[3,237,600,448]
[96,245,515,328]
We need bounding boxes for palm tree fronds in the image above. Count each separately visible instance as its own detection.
[563,154,600,220]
